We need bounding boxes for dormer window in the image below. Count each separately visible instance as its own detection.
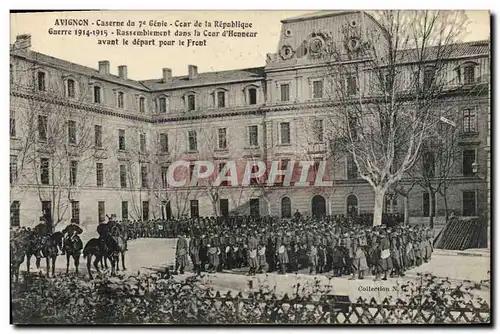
[185,93,196,112]
[138,96,146,113]
[116,91,125,109]
[66,79,75,98]
[423,67,435,91]
[217,91,225,108]
[158,96,168,113]
[244,85,259,105]
[37,71,46,91]
[93,85,102,104]
[463,64,475,85]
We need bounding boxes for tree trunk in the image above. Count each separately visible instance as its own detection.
[403,195,409,226]
[443,188,449,223]
[429,190,435,229]
[373,189,386,226]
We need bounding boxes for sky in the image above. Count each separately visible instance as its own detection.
[10,10,490,81]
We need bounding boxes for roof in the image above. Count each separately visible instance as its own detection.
[281,10,360,23]
[10,48,150,91]
[397,39,490,63]
[139,67,266,90]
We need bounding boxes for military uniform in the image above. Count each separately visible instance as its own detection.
[175,234,189,274]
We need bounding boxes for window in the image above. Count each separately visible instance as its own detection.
[42,201,52,224]
[158,97,167,113]
[280,122,291,145]
[422,151,435,178]
[37,71,46,91]
[93,86,101,104]
[38,115,48,141]
[66,79,75,98]
[462,149,475,177]
[162,201,172,220]
[248,88,257,105]
[347,75,358,96]
[189,163,195,182]
[312,80,323,99]
[347,194,359,217]
[96,162,103,187]
[188,130,197,152]
[10,110,16,137]
[71,201,80,224]
[219,163,229,186]
[250,198,260,218]
[120,165,127,188]
[139,96,145,113]
[346,155,358,179]
[10,201,20,227]
[187,94,196,111]
[68,120,77,144]
[248,125,258,147]
[463,191,477,216]
[463,109,477,133]
[276,159,289,186]
[219,199,229,217]
[10,64,13,85]
[94,125,102,148]
[423,68,434,91]
[384,195,398,214]
[118,129,126,150]
[70,160,78,186]
[250,165,260,185]
[140,133,146,153]
[280,84,290,102]
[218,128,227,150]
[159,133,169,153]
[161,166,169,188]
[98,201,105,223]
[10,155,17,184]
[281,197,292,218]
[117,91,124,109]
[217,91,225,108]
[142,201,149,221]
[40,158,49,185]
[348,115,358,139]
[313,119,324,142]
[122,201,128,221]
[141,165,148,188]
[422,192,436,217]
[190,200,199,218]
[463,65,475,85]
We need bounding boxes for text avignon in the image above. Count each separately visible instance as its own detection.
[54,19,89,26]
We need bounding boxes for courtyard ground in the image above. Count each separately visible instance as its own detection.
[24,236,491,303]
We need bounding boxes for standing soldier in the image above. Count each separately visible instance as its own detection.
[247,231,259,276]
[189,235,201,275]
[276,234,289,275]
[175,231,189,275]
[378,230,391,281]
[257,235,267,274]
[350,236,368,280]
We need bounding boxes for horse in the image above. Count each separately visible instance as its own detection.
[10,237,27,283]
[109,223,128,272]
[26,231,62,277]
[83,236,119,280]
[63,234,83,275]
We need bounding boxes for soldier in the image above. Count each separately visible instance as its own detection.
[276,234,289,275]
[207,237,220,273]
[247,231,259,276]
[189,235,201,275]
[308,236,319,275]
[175,231,189,275]
[350,236,368,280]
[378,230,391,281]
[61,218,83,255]
[257,235,267,274]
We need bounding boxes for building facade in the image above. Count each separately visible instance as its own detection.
[10,11,490,228]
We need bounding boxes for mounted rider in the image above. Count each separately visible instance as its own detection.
[61,218,83,255]
[32,216,52,257]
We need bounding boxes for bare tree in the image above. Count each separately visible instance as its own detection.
[323,10,469,226]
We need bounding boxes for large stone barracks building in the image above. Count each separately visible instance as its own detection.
[10,11,490,228]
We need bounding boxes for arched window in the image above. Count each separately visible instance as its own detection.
[346,194,359,217]
[281,197,292,218]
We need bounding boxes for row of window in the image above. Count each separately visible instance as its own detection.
[8,188,479,227]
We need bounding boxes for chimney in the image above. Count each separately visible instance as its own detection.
[98,61,110,75]
[188,65,198,79]
[162,68,172,83]
[14,34,31,50]
[118,65,128,80]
